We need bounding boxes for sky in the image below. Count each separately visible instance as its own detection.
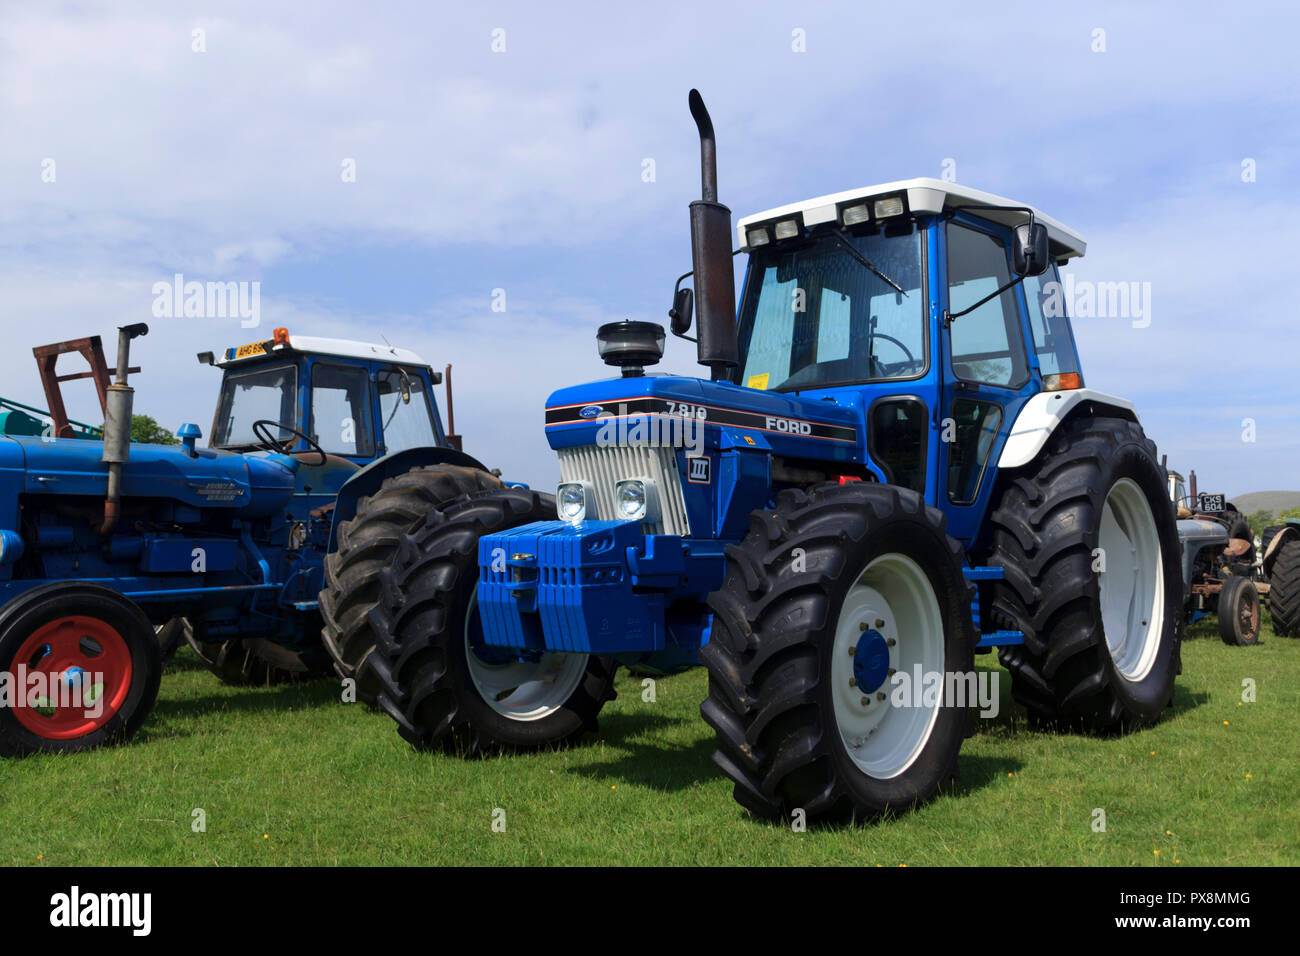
[1,1,1296,497]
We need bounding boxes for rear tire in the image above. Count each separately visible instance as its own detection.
[369,487,617,754]
[321,465,503,703]
[989,416,1183,734]
[0,583,161,756]
[701,483,974,823]
[1268,539,1300,637]
[1217,576,1260,646]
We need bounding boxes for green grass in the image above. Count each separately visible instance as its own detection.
[3,616,1298,866]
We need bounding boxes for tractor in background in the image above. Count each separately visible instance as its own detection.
[348,90,1184,824]
[1262,519,1300,637]
[0,324,505,756]
[1167,467,1263,645]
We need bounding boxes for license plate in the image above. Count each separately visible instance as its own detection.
[1199,493,1225,512]
[234,340,271,358]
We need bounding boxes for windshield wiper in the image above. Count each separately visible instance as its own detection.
[831,229,907,297]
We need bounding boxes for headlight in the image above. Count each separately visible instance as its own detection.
[614,478,658,522]
[556,482,590,522]
[616,480,646,520]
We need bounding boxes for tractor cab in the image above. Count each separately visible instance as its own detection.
[720,179,1094,546]
[202,328,451,468]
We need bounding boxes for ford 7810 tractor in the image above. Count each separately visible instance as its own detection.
[0,325,504,755]
[355,91,1183,822]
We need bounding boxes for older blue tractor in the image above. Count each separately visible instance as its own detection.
[0,324,501,755]
[357,91,1183,822]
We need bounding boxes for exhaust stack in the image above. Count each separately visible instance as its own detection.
[687,90,738,376]
[98,323,148,536]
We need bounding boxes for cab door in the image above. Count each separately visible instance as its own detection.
[936,216,1038,545]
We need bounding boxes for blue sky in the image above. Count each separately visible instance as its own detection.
[1,1,1296,496]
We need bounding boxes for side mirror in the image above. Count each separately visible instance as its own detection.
[1012,222,1050,277]
[669,287,694,336]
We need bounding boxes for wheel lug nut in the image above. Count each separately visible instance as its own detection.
[875,619,885,628]
[888,668,895,676]
[848,645,857,656]
[886,638,896,647]
[848,677,856,687]
[861,696,870,706]
[876,692,886,701]
[859,622,868,632]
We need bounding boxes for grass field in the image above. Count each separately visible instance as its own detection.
[3,615,1297,866]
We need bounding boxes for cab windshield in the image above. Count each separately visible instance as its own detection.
[736,224,926,392]
[211,363,297,450]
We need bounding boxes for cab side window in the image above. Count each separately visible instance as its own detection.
[947,223,1028,388]
[1022,264,1081,378]
[377,368,438,455]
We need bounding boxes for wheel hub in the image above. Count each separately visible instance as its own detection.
[852,629,890,694]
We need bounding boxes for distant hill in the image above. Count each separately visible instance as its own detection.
[1233,491,1300,514]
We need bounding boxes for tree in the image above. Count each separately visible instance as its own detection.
[131,413,179,445]
[1248,509,1274,533]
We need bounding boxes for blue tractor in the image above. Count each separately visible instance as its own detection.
[0,324,502,755]
[356,91,1184,822]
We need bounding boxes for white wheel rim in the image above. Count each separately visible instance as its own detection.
[463,595,589,721]
[830,553,945,779]
[1098,477,1164,681]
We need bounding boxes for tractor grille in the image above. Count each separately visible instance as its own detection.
[557,444,691,537]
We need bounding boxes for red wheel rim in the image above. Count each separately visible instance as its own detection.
[9,616,133,739]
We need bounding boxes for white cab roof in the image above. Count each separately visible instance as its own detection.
[217,333,427,367]
[737,177,1086,259]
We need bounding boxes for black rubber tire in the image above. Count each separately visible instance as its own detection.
[1269,538,1300,637]
[185,622,332,687]
[320,465,503,703]
[369,487,617,754]
[989,416,1183,734]
[1217,576,1260,646]
[700,482,975,823]
[0,583,161,757]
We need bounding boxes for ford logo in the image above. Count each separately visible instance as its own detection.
[579,404,603,420]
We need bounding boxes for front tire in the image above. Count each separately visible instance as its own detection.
[369,487,617,754]
[321,465,504,703]
[0,583,161,756]
[990,416,1183,733]
[1217,576,1261,646]
[701,483,975,823]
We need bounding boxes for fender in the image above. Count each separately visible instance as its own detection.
[1263,521,1300,577]
[326,445,492,553]
[997,388,1138,469]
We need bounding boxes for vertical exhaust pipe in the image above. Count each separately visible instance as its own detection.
[687,90,738,377]
[98,323,148,536]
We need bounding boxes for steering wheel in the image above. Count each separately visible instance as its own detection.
[869,332,916,364]
[252,419,327,467]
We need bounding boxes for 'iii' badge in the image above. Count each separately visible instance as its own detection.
[687,456,711,484]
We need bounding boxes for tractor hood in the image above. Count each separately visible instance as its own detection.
[544,374,860,462]
[0,435,296,517]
